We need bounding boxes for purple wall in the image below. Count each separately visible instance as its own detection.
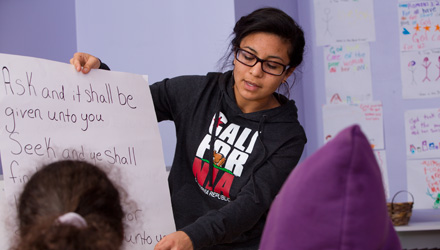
[0,0,77,63]
[0,0,77,175]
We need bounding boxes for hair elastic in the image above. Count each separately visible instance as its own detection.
[57,212,88,228]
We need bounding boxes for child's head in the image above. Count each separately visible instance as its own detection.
[14,160,124,250]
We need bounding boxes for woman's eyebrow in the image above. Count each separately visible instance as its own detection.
[243,46,286,62]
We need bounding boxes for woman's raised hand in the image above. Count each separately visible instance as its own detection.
[70,52,101,74]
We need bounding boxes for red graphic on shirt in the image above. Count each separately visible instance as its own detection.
[192,157,234,198]
[215,116,225,128]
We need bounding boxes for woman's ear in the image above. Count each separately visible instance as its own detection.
[283,67,295,82]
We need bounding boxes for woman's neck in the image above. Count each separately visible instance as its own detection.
[236,94,280,113]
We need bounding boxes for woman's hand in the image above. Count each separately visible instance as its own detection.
[69,52,101,74]
[154,231,193,250]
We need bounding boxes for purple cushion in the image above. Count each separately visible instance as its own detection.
[260,125,401,250]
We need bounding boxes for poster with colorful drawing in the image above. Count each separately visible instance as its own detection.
[398,1,440,52]
[322,101,385,150]
[0,53,175,249]
[324,43,373,104]
[313,0,376,46]
[404,108,440,159]
[400,49,440,99]
[407,159,440,209]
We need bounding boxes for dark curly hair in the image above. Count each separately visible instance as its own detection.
[13,160,124,250]
[219,7,306,97]
[231,7,305,70]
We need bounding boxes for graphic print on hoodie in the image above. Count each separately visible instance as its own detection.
[192,111,259,202]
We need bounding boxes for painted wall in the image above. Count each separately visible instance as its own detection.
[0,0,77,175]
[0,0,77,62]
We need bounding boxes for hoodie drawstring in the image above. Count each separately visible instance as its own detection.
[208,92,224,188]
[250,115,268,204]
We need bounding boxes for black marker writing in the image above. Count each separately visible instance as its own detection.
[9,132,56,158]
[4,106,43,133]
[9,160,30,184]
[117,86,137,109]
[85,83,113,104]
[41,85,65,101]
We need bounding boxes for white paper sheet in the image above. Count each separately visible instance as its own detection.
[314,0,376,46]
[400,49,440,99]
[322,101,385,150]
[0,53,175,249]
[404,108,440,159]
[398,1,440,52]
[324,43,373,104]
[407,159,440,209]
[374,150,390,199]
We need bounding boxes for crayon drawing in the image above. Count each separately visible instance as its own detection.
[401,49,440,98]
[404,108,440,159]
[314,0,376,46]
[323,101,385,150]
[407,159,440,209]
[324,43,373,104]
[399,1,440,51]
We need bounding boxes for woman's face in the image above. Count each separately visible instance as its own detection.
[233,32,294,112]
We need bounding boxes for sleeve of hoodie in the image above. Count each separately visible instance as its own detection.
[149,74,306,249]
[149,74,207,122]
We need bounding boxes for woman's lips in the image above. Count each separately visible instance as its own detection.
[244,80,259,91]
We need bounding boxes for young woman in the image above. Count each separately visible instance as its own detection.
[13,160,124,250]
[71,7,307,250]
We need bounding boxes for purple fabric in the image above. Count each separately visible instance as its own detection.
[260,125,401,250]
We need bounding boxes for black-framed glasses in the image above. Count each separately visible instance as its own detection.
[235,48,288,76]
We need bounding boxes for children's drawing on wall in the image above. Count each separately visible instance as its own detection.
[323,8,334,37]
[401,49,440,98]
[407,159,440,209]
[399,1,440,51]
[422,56,432,82]
[0,53,175,250]
[314,0,376,46]
[322,101,385,150]
[404,108,440,159]
[408,60,418,85]
[324,43,373,104]
[374,150,390,199]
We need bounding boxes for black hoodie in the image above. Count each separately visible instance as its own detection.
[150,70,306,249]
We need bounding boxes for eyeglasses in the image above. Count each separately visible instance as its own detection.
[235,48,288,76]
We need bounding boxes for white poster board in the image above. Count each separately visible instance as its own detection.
[0,179,7,250]
[0,53,175,249]
[398,0,440,52]
[400,49,440,99]
[404,108,440,159]
[398,1,440,99]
